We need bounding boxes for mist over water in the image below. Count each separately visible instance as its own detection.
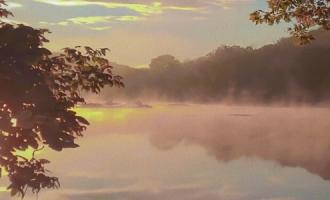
[84,104,330,180]
[4,104,329,200]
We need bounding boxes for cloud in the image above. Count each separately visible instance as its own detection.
[68,15,145,24]
[33,0,200,16]
[1,18,29,25]
[68,16,115,24]
[31,0,255,30]
[213,0,255,6]
[62,186,245,200]
[32,0,255,16]
[33,0,204,29]
[5,2,23,9]
[40,21,69,26]
[87,26,112,31]
[262,198,296,200]
[33,0,254,7]
[39,15,145,28]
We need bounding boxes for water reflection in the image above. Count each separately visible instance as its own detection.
[2,105,330,200]
[82,105,330,181]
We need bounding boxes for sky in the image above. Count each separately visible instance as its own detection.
[5,0,290,68]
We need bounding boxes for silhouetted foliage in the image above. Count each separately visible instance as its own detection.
[107,30,330,103]
[0,1,123,198]
[251,0,330,44]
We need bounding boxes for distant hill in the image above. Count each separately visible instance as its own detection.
[104,30,330,104]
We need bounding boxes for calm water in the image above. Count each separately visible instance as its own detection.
[1,104,330,200]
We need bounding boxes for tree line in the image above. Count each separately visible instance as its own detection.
[107,30,330,104]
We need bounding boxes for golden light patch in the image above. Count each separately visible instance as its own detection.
[68,16,115,25]
[0,148,35,179]
[74,108,106,122]
[14,147,36,161]
[0,148,44,178]
[74,107,151,123]
[117,16,145,22]
[0,186,8,193]
[88,26,112,31]
[109,109,134,121]
[1,167,8,176]
[74,108,133,122]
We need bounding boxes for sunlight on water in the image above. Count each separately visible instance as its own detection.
[0,147,42,182]
[0,167,8,177]
[74,107,153,122]
[14,147,38,161]
[74,108,107,122]
[0,187,7,193]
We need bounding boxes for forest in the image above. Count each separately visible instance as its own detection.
[105,30,330,104]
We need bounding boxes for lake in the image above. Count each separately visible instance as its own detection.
[1,104,330,200]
